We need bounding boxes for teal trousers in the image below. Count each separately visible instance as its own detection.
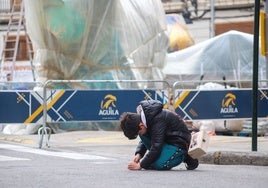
[139,134,186,170]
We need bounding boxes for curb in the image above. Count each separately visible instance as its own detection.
[200,151,268,166]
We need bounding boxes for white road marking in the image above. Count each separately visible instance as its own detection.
[0,155,30,161]
[0,144,111,160]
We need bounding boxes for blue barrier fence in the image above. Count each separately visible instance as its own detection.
[172,79,268,120]
[0,80,170,124]
[173,89,268,120]
[0,89,168,123]
[1,79,268,148]
[1,80,171,148]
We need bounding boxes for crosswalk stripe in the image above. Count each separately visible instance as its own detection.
[0,155,30,161]
[0,144,111,160]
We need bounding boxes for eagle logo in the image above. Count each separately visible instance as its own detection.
[100,94,117,109]
[222,93,236,108]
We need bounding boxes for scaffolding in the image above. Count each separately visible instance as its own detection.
[0,0,35,81]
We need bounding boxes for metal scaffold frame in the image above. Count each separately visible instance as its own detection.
[0,0,35,81]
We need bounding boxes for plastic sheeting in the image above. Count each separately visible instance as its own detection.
[163,30,267,86]
[24,0,169,89]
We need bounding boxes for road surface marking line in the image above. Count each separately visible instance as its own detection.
[0,144,111,160]
[0,155,30,161]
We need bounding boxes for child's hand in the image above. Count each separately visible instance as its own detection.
[128,161,142,170]
[133,153,141,163]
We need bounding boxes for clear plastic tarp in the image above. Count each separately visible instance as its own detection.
[24,0,169,89]
[163,30,267,87]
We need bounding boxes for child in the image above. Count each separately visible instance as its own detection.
[120,99,198,170]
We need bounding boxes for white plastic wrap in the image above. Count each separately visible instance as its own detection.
[164,30,267,85]
[24,0,169,89]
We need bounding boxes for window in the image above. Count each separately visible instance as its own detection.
[4,35,32,61]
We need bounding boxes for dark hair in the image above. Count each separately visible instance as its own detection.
[120,112,141,139]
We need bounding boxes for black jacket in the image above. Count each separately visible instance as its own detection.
[136,100,191,169]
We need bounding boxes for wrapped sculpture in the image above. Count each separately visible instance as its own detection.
[24,0,169,89]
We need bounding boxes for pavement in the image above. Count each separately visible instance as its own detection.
[0,130,268,166]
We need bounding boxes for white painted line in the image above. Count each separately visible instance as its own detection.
[0,155,30,161]
[0,144,111,160]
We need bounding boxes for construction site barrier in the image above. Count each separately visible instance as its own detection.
[0,80,171,148]
[40,80,170,148]
[172,79,268,120]
[1,79,268,148]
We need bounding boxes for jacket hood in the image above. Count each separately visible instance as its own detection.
[140,100,163,122]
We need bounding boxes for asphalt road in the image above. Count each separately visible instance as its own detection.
[0,131,268,188]
[0,141,268,188]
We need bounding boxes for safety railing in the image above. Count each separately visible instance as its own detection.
[0,81,41,90]
[1,79,267,149]
[172,79,268,90]
[172,79,268,120]
[39,80,171,148]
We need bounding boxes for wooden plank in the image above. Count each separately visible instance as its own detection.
[215,20,254,35]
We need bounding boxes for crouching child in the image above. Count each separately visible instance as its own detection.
[120,99,199,170]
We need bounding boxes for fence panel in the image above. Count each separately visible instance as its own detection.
[173,79,268,120]
[43,89,168,122]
